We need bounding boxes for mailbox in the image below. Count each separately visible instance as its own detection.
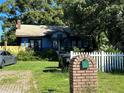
[81,59,89,69]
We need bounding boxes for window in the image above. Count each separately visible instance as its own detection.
[38,40,41,48]
[30,40,34,48]
[57,34,63,38]
[53,40,58,49]
[64,39,71,48]
[72,40,76,47]
[29,39,42,49]
[23,38,27,47]
[24,40,26,46]
[78,41,82,47]
[83,41,88,48]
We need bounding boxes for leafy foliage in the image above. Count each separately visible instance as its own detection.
[0,0,65,44]
[17,48,58,61]
[0,0,64,25]
[17,49,42,61]
[41,49,58,61]
[73,46,84,52]
[64,0,124,51]
[1,0,124,52]
[98,32,121,52]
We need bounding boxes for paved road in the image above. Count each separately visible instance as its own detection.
[0,71,37,93]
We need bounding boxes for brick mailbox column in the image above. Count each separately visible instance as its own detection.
[69,54,97,93]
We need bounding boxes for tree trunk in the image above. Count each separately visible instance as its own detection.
[4,40,7,50]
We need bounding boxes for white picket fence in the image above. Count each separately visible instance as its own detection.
[70,51,124,72]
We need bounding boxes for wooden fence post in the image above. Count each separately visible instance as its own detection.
[70,51,73,59]
[101,51,104,72]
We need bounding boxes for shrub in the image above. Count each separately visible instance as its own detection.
[17,49,42,61]
[17,48,58,61]
[73,47,84,52]
[41,49,58,61]
[0,46,26,55]
[105,45,122,53]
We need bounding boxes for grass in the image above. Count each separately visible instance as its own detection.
[2,61,69,93]
[98,72,124,93]
[0,76,19,85]
[1,61,124,93]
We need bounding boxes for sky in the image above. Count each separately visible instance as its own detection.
[0,0,6,36]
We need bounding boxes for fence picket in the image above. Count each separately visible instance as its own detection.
[106,52,110,71]
[122,53,124,71]
[70,51,124,72]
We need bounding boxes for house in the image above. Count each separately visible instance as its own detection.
[15,20,95,52]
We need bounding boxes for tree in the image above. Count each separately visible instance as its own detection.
[13,0,64,25]
[64,0,124,51]
[0,0,17,46]
[0,0,65,45]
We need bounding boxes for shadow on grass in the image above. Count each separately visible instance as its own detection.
[45,66,60,69]
[104,69,124,75]
[108,71,124,75]
[42,89,56,93]
[43,66,62,73]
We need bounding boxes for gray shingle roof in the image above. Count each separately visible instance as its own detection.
[16,25,69,37]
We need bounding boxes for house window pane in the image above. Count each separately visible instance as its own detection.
[78,41,82,47]
[53,40,58,49]
[30,40,34,48]
[72,40,76,47]
[38,40,41,48]
[64,39,71,48]
[83,41,88,48]
[57,34,63,39]
[24,40,26,47]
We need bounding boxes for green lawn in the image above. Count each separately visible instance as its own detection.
[1,61,124,93]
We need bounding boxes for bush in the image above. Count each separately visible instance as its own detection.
[73,47,84,52]
[17,49,42,61]
[106,46,121,53]
[17,48,58,61]
[41,49,58,61]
